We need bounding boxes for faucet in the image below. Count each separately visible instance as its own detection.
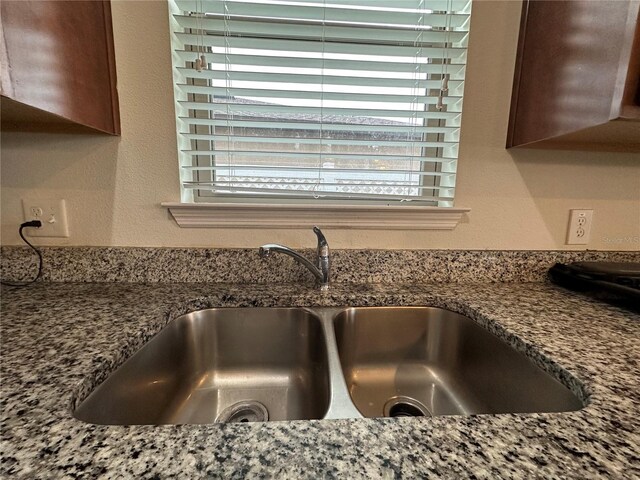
[258,226,331,290]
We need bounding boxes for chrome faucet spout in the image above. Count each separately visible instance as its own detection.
[258,244,324,282]
[258,227,331,290]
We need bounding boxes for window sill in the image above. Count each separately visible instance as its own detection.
[162,202,469,230]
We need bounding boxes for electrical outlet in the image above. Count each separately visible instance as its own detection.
[566,209,593,245]
[22,198,70,237]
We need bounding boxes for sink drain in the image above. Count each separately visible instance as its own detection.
[216,401,269,423]
[383,396,431,418]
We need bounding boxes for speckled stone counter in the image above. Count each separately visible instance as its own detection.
[1,282,639,479]
[2,246,639,284]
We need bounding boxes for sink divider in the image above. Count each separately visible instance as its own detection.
[314,308,364,420]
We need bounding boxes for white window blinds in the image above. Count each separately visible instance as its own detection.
[169,0,471,206]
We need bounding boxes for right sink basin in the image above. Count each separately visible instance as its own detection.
[333,307,584,418]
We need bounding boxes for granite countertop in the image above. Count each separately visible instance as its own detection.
[1,281,639,479]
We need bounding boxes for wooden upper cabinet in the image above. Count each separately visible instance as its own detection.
[507,0,640,152]
[0,0,120,135]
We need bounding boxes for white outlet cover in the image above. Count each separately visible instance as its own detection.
[21,198,70,237]
[566,209,593,245]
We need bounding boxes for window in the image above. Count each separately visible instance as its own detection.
[168,0,471,208]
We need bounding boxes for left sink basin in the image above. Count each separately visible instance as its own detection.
[74,308,331,425]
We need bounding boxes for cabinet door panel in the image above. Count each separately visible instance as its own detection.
[507,0,639,151]
[0,0,119,134]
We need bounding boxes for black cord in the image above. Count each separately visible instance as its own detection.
[1,221,43,287]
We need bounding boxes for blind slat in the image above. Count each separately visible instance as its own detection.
[183,185,453,204]
[175,0,471,26]
[179,67,465,89]
[176,0,472,14]
[173,15,470,42]
[182,165,453,177]
[181,133,457,148]
[179,117,460,134]
[184,185,455,202]
[174,32,468,57]
[172,9,470,27]
[174,51,467,74]
[177,84,464,103]
[182,150,457,162]
[190,181,451,189]
[179,101,462,118]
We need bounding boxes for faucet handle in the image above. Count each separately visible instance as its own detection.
[312,226,328,248]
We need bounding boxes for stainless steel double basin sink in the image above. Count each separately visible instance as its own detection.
[74,307,584,425]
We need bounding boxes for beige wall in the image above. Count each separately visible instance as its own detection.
[1,0,639,250]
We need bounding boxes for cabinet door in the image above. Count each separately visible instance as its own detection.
[0,0,120,134]
[507,0,640,151]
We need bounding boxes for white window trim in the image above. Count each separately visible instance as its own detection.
[162,202,469,229]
